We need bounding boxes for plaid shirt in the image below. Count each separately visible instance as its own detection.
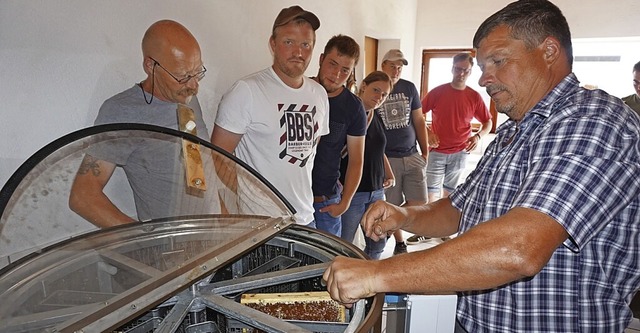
[450,73,640,332]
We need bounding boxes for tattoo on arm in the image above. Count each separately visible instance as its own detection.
[78,156,101,176]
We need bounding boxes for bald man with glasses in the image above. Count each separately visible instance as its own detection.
[69,20,212,228]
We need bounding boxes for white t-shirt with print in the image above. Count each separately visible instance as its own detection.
[215,67,330,224]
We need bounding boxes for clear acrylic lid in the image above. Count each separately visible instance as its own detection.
[0,124,383,333]
[0,124,296,268]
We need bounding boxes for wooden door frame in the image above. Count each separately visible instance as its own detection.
[364,36,378,77]
[420,48,473,98]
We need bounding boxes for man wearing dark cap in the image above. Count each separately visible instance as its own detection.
[212,6,329,227]
[377,49,429,254]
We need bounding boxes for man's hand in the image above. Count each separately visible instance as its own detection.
[382,177,396,189]
[323,256,379,308]
[319,200,349,218]
[465,134,481,152]
[427,127,440,148]
[361,201,408,241]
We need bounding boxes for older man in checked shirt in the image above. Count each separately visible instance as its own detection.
[322,1,640,332]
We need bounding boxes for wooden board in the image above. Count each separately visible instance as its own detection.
[177,104,206,191]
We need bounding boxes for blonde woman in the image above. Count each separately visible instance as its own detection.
[339,71,395,259]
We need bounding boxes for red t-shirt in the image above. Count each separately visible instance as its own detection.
[422,84,491,154]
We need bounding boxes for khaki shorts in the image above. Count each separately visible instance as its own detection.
[385,153,427,205]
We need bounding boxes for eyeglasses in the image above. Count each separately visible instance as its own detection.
[453,66,471,75]
[150,57,206,84]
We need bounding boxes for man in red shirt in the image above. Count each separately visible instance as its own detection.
[407,53,492,245]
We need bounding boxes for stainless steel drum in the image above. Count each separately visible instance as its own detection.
[0,124,383,333]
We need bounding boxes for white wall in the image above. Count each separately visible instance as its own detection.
[1,0,638,188]
[412,0,640,88]
[0,0,418,188]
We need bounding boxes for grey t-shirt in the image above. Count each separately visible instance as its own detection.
[95,84,208,134]
[91,84,212,221]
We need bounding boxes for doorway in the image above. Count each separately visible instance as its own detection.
[364,36,378,77]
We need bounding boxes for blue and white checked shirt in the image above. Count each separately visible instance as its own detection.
[450,73,640,332]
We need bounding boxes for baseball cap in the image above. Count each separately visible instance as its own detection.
[272,6,320,33]
[382,49,408,65]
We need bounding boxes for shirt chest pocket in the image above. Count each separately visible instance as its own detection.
[324,121,347,144]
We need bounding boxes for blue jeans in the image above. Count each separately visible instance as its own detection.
[426,150,469,194]
[313,194,342,237]
[340,189,386,259]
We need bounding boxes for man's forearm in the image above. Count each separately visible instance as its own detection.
[340,160,364,206]
[412,109,429,156]
[69,191,135,228]
[372,207,567,295]
[477,119,493,138]
[401,197,460,237]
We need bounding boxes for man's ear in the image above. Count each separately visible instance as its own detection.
[142,57,154,75]
[319,53,325,66]
[268,36,275,55]
[542,37,561,65]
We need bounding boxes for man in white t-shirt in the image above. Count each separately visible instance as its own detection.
[211,6,329,226]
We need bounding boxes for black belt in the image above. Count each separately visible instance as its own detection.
[313,195,330,203]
